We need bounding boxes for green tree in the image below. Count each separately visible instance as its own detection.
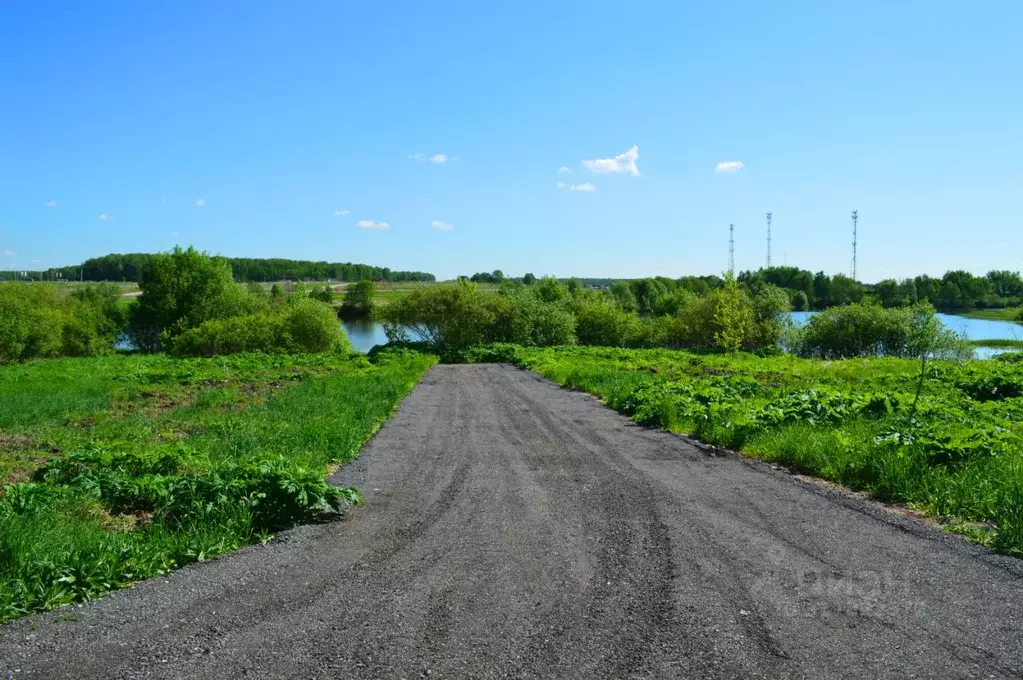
[128,246,249,351]
[711,273,748,352]
[522,272,537,285]
[341,280,375,318]
[609,281,638,313]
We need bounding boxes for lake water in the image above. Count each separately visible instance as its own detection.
[342,319,391,353]
[345,313,1022,358]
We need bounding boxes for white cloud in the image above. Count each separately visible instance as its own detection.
[98,213,112,221]
[30,259,40,264]
[557,181,596,192]
[161,197,167,206]
[170,231,180,237]
[431,220,454,231]
[44,200,58,208]
[583,145,639,176]
[715,160,745,173]
[334,209,350,217]
[409,152,451,164]
[194,198,205,207]
[557,166,572,174]
[3,249,15,257]
[357,219,390,230]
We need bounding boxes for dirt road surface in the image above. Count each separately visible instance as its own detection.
[2,364,1022,678]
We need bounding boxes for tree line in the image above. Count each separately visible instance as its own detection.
[2,253,435,283]
[462,267,1023,314]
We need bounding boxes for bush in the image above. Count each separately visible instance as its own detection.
[284,297,349,353]
[129,246,251,351]
[172,298,348,356]
[340,280,374,318]
[575,300,637,347]
[309,285,335,304]
[790,302,967,360]
[0,283,125,363]
[506,288,576,347]
[383,281,512,350]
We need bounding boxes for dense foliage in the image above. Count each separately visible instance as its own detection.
[340,280,375,319]
[382,275,792,355]
[0,283,126,363]
[171,298,350,357]
[2,247,353,360]
[9,252,434,283]
[740,266,1023,313]
[789,303,969,360]
[462,345,1023,557]
[0,350,435,621]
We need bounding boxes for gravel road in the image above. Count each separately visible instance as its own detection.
[2,364,1022,679]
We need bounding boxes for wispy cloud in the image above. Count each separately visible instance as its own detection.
[557,166,572,174]
[557,182,596,192]
[30,259,40,264]
[170,231,180,237]
[431,220,454,231]
[715,160,745,173]
[3,249,15,257]
[44,200,58,208]
[583,145,639,176]
[334,209,350,217]
[194,198,205,208]
[357,219,390,230]
[161,197,167,206]
[98,213,112,221]
[409,152,451,164]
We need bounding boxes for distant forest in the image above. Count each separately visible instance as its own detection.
[460,267,1023,314]
[2,253,435,283]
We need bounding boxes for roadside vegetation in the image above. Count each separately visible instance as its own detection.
[0,349,433,622]
[460,344,1023,557]
[0,246,436,622]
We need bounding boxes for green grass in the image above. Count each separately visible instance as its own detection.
[369,281,501,308]
[968,338,1023,348]
[0,349,435,622]
[469,344,1023,557]
[960,308,1023,322]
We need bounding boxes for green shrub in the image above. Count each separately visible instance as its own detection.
[791,302,966,359]
[0,283,125,363]
[575,300,637,347]
[506,289,576,346]
[310,285,335,304]
[172,299,348,356]
[383,280,512,350]
[128,246,251,351]
[340,280,374,318]
[284,297,349,353]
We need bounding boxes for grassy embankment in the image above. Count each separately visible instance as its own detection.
[470,344,1023,556]
[0,350,434,622]
[961,308,1023,323]
[968,339,1023,349]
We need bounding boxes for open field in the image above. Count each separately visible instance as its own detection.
[0,350,434,621]
[464,344,1023,555]
[3,363,1021,677]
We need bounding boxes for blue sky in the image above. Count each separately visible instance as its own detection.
[2,1,1021,281]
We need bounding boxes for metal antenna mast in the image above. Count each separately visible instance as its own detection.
[766,212,773,268]
[728,223,735,275]
[851,210,859,280]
